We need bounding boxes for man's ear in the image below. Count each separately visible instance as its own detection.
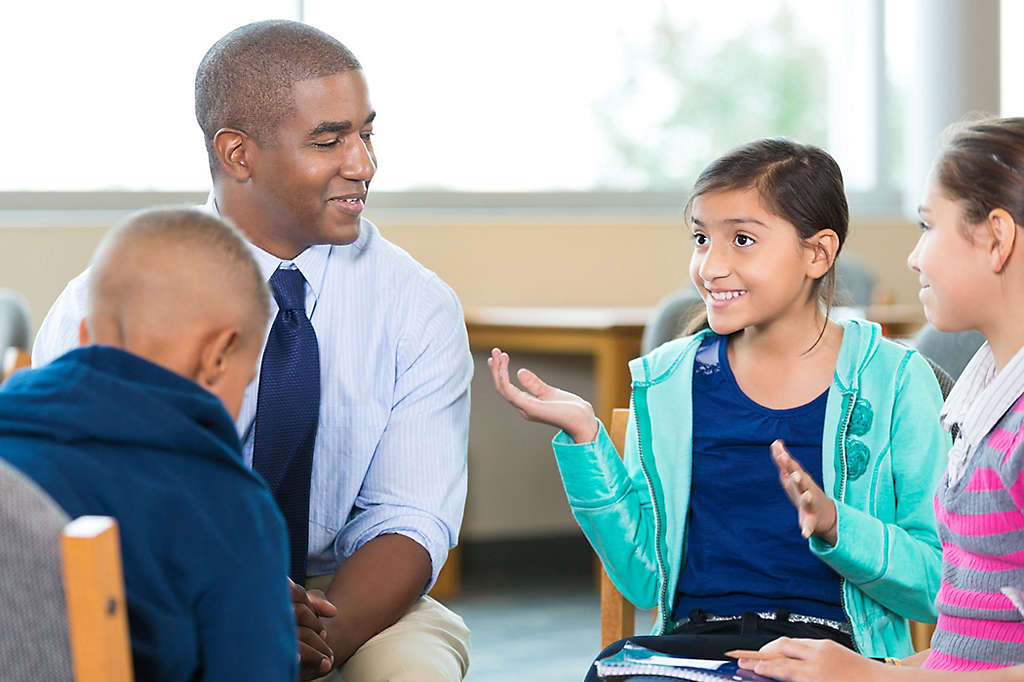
[806,228,840,280]
[985,207,1018,273]
[196,327,239,389]
[78,318,91,347]
[213,128,253,182]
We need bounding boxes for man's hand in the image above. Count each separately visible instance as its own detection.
[290,578,338,680]
[771,440,838,546]
[736,637,885,682]
[488,347,598,443]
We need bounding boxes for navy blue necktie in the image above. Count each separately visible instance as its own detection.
[253,268,320,585]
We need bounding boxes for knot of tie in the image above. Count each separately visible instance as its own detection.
[269,268,307,312]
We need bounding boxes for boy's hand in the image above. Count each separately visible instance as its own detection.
[289,578,337,680]
[488,348,598,443]
[736,637,886,682]
[771,440,838,546]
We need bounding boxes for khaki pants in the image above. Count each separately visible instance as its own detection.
[306,575,470,682]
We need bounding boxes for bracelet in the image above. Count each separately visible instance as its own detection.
[883,657,902,666]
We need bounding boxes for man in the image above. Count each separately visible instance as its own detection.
[34,20,472,682]
[5,208,297,681]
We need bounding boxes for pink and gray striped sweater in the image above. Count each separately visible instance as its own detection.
[925,389,1024,670]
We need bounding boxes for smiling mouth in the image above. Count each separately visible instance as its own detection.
[708,290,747,302]
[327,196,365,215]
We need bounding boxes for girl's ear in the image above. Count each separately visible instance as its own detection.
[984,207,1018,273]
[806,228,840,280]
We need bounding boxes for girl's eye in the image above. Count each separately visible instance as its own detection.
[918,221,930,232]
[734,234,755,247]
[693,233,708,246]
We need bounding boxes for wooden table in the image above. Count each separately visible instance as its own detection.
[431,307,650,600]
[463,303,928,413]
[464,307,652,426]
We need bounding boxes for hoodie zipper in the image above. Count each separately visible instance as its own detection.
[631,388,671,633]
[836,389,860,652]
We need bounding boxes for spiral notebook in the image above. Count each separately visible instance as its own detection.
[595,642,781,681]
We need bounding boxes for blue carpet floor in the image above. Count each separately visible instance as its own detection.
[447,580,654,682]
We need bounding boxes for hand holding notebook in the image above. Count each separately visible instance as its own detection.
[594,642,781,681]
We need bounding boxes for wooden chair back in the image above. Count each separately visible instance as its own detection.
[600,408,635,648]
[597,407,935,652]
[61,516,134,682]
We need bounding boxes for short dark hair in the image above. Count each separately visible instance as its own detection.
[195,20,361,174]
[91,207,270,334]
[682,138,849,340]
[934,117,1024,236]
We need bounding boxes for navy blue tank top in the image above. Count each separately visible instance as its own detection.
[672,334,845,623]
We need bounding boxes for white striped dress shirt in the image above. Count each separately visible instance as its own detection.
[32,201,473,588]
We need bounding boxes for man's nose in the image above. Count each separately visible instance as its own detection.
[342,140,376,182]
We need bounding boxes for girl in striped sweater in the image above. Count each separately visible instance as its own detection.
[740,118,1024,680]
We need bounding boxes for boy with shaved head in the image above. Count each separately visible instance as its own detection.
[2,208,298,681]
[34,20,472,682]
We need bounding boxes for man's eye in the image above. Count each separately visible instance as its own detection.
[734,234,754,247]
[361,131,374,143]
[313,140,339,148]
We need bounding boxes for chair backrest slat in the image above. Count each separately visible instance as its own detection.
[61,516,134,682]
[600,408,635,648]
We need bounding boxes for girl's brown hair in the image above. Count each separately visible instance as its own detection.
[934,117,1024,234]
[682,138,849,336]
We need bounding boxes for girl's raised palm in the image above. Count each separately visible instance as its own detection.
[487,348,598,443]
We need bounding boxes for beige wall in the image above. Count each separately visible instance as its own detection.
[0,212,924,540]
[0,213,922,335]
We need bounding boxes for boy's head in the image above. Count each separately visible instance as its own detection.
[195,20,376,259]
[83,207,270,418]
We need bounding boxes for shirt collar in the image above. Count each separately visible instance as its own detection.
[941,341,1024,449]
[203,191,331,305]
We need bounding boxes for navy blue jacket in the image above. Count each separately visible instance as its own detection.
[0,346,298,681]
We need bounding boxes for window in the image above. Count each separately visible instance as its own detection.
[0,0,964,210]
[1002,0,1023,116]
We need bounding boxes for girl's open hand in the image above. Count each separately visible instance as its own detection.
[771,440,838,546]
[488,347,598,443]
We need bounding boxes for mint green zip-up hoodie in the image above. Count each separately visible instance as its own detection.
[552,319,949,657]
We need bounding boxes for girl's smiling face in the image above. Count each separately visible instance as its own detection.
[689,187,832,336]
[909,174,994,333]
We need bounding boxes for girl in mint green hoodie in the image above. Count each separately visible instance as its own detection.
[488,139,949,675]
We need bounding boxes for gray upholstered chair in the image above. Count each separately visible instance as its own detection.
[641,285,703,354]
[0,290,32,380]
[0,289,31,352]
[0,459,74,680]
[834,256,877,309]
[910,324,986,383]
